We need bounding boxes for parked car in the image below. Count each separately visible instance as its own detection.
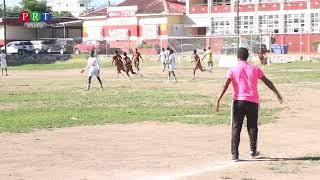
[42,39,75,54]
[73,40,106,54]
[31,40,49,54]
[0,41,34,55]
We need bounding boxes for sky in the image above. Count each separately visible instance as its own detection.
[5,0,125,8]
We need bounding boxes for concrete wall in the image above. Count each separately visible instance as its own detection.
[0,26,36,41]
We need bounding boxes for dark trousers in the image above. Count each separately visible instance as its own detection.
[231,100,259,157]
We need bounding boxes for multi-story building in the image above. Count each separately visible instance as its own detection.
[185,0,320,53]
[49,0,92,18]
[80,0,320,54]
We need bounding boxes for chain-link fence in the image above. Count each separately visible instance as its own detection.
[2,33,320,58]
[165,34,320,65]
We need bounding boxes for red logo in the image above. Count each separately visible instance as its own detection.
[19,11,30,23]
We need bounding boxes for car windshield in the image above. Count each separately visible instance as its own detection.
[43,40,54,44]
[23,42,33,45]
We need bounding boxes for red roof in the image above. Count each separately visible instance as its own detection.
[82,0,185,17]
[82,8,108,17]
[167,0,186,13]
[119,0,185,14]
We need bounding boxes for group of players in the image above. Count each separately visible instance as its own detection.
[159,47,214,81]
[81,46,215,90]
[81,48,145,91]
[111,48,144,79]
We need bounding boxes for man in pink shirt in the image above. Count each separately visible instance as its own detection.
[216,48,283,162]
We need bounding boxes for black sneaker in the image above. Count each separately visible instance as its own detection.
[232,154,239,162]
[250,151,260,159]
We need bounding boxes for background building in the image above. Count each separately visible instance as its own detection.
[0,18,82,46]
[81,0,185,53]
[49,0,92,17]
[185,0,320,54]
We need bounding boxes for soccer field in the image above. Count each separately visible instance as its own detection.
[0,56,300,132]
[1,57,320,179]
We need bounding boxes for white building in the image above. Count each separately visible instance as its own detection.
[49,0,92,18]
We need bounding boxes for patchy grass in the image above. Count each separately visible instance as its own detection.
[262,62,320,84]
[241,177,256,180]
[9,55,162,71]
[220,176,232,179]
[0,86,279,132]
[5,61,320,132]
[266,154,320,174]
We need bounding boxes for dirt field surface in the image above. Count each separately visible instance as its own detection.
[1,65,320,180]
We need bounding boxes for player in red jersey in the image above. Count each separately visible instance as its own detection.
[191,49,205,80]
[112,50,130,79]
[123,52,136,76]
[132,48,144,77]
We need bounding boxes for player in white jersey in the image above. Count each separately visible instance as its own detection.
[0,50,8,76]
[165,47,170,64]
[164,49,177,82]
[81,50,104,91]
[159,48,167,66]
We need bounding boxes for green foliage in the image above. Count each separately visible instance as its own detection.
[52,11,74,18]
[20,0,52,12]
[0,5,21,17]
[312,41,320,49]
[138,41,154,49]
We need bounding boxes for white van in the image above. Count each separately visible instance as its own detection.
[1,41,34,55]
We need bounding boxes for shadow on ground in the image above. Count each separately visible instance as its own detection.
[238,156,320,162]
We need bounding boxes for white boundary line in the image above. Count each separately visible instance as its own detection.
[140,161,251,180]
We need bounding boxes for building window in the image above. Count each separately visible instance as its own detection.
[212,0,231,5]
[80,4,85,7]
[236,15,254,34]
[284,14,305,33]
[211,17,230,35]
[311,13,320,33]
[240,0,254,4]
[259,15,279,34]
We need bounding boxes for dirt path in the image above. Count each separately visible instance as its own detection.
[181,87,320,180]
[1,67,320,180]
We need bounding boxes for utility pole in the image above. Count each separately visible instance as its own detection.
[3,0,7,55]
[236,0,240,55]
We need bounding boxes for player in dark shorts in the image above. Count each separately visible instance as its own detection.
[132,48,144,77]
[112,50,130,79]
[191,49,205,80]
[258,48,267,65]
[216,47,283,162]
[123,52,136,75]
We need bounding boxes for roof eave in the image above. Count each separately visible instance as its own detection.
[80,16,107,20]
[136,13,184,17]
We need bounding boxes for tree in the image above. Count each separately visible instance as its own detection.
[0,5,21,18]
[52,11,75,18]
[20,0,52,12]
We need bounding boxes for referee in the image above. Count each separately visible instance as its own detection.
[216,48,283,161]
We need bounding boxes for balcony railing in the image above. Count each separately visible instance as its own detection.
[190,5,208,14]
[189,0,318,14]
[212,4,231,13]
